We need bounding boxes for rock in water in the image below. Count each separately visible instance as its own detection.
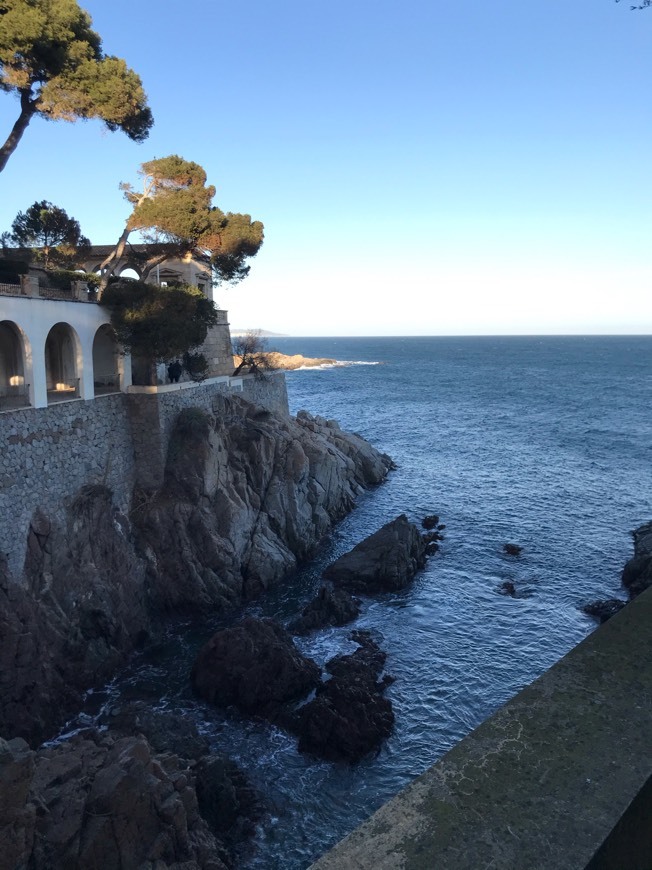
[582,599,627,623]
[288,585,361,635]
[295,631,395,762]
[621,521,652,599]
[191,617,321,718]
[323,515,427,593]
[504,543,523,556]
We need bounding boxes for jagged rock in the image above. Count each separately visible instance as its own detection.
[294,631,395,762]
[621,521,652,599]
[0,486,149,745]
[582,599,627,623]
[422,515,440,530]
[288,586,361,635]
[0,732,228,870]
[191,617,321,718]
[137,397,394,606]
[504,543,523,556]
[498,581,516,597]
[323,515,427,594]
[0,394,392,743]
[195,755,263,848]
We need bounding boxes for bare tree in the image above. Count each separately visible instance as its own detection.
[232,331,276,378]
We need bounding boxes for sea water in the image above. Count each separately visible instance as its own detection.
[69,335,652,869]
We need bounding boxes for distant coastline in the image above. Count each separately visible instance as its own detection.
[233,351,340,371]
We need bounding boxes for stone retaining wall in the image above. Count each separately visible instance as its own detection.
[0,372,289,577]
[0,394,135,579]
[241,371,289,416]
[310,586,652,870]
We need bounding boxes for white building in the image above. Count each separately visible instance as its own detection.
[0,248,233,412]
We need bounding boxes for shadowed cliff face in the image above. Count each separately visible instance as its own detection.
[0,394,393,744]
[0,487,148,744]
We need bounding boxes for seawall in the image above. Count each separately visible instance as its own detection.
[310,584,652,869]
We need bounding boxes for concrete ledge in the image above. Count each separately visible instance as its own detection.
[310,587,652,870]
[126,375,234,394]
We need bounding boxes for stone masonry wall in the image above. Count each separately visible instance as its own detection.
[0,373,290,576]
[127,380,231,491]
[199,318,234,377]
[240,371,289,416]
[0,394,135,579]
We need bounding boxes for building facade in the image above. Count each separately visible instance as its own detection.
[0,249,233,412]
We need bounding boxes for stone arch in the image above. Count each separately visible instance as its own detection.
[45,322,82,403]
[92,324,121,394]
[117,265,141,281]
[0,320,31,410]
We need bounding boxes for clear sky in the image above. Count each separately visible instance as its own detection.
[0,0,650,336]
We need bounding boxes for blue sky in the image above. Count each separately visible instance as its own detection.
[0,0,650,335]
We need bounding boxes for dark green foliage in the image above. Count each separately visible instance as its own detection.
[182,351,209,382]
[100,279,219,363]
[102,155,264,288]
[0,256,28,282]
[7,200,90,266]
[0,0,152,172]
[46,268,99,289]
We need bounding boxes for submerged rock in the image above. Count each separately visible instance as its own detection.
[504,543,523,556]
[288,585,361,635]
[582,599,627,623]
[323,515,427,594]
[191,617,321,718]
[295,631,395,762]
[102,702,211,761]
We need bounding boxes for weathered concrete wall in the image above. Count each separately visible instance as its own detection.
[0,394,135,579]
[311,586,652,870]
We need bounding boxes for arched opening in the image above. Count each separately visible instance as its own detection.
[0,320,31,410]
[45,323,81,403]
[118,266,141,281]
[92,325,121,395]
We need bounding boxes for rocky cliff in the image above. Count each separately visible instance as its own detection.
[0,393,393,744]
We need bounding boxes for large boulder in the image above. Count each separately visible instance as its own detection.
[190,617,321,718]
[323,515,427,594]
[288,585,361,635]
[294,631,395,762]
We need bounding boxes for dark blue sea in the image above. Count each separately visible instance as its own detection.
[67,336,652,869]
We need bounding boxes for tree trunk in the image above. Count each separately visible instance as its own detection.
[98,225,131,293]
[0,91,37,173]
